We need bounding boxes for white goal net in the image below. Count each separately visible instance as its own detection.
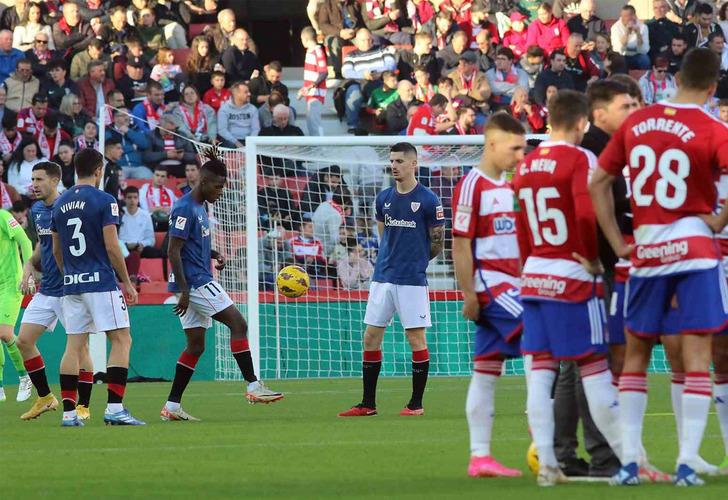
[190,135,671,380]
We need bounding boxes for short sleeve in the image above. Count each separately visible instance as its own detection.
[426,192,445,228]
[169,203,192,240]
[715,123,728,170]
[50,208,57,232]
[451,175,479,238]
[598,121,628,177]
[102,195,120,227]
[374,191,385,222]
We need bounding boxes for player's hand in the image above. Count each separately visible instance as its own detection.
[123,281,138,306]
[214,253,226,270]
[572,252,604,276]
[614,242,634,259]
[462,294,480,322]
[174,291,190,316]
[20,273,35,295]
[700,213,727,234]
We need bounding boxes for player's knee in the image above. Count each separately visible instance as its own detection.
[109,331,132,351]
[187,341,205,358]
[15,334,30,352]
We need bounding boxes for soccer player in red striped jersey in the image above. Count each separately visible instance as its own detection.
[513,90,622,486]
[453,113,526,478]
[592,48,728,486]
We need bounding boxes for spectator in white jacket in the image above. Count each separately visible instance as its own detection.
[217,82,260,148]
[312,188,349,255]
[611,5,651,69]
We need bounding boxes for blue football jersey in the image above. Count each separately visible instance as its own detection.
[373,183,444,286]
[51,185,120,294]
[30,200,63,297]
[167,193,213,292]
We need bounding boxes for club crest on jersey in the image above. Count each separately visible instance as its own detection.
[493,215,516,234]
[411,202,421,213]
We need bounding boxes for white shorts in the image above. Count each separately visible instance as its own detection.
[363,282,431,330]
[62,291,129,335]
[179,281,234,330]
[21,293,64,331]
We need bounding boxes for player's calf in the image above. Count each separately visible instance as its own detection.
[578,356,621,458]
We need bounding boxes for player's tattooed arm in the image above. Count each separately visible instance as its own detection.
[429,225,444,259]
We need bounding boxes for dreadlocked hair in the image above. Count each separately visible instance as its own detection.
[200,143,228,177]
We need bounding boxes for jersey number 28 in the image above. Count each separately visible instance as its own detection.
[518,187,567,246]
[67,217,86,257]
[630,145,689,209]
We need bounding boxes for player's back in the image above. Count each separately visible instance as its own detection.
[513,141,600,302]
[31,200,63,297]
[52,185,119,295]
[599,102,728,277]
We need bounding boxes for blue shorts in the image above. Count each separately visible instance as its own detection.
[607,282,626,345]
[625,266,728,337]
[474,290,522,360]
[521,297,607,360]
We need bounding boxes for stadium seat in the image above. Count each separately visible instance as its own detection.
[172,48,191,69]
[139,258,167,282]
[604,19,617,31]
[283,177,308,205]
[188,23,206,39]
[125,179,147,189]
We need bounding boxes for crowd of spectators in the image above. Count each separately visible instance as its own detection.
[4,0,728,292]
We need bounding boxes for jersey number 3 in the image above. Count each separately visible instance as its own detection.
[630,145,689,209]
[518,187,567,246]
[67,217,87,257]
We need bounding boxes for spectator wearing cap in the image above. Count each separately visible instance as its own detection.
[113,38,152,82]
[566,0,606,43]
[5,59,39,112]
[424,11,461,52]
[485,47,530,108]
[71,38,112,82]
[142,114,197,179]
[638,55,677,105]
[611,5,650,70]
[0,30,24,84]
[533,48,574,105]
[564,32,601,92]
[317,0,365,78]
[683,2,723,49]
[385,80,420,135]
[77,60,116,118]
[217,82,260,148]
[131,81,166,134]
[448,51,490,114]
[526,2,570,57]
[106,106,152,180]
[52,1,94,59]
[37,114,70,159]
[397,32,439,85]
[340,28,397,133]
[437,30,475,77]
[116,59,149,108]
[40,62,77,110]
[16,93,47,137]
[221,28,262,83]
[362,0,413,46]
[501,12,530,60]
[23,31,57,79]
[648,0,681,59]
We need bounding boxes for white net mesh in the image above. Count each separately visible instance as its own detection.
[192,137,671,380]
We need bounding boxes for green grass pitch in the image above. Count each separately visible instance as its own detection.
[1,374,727,499]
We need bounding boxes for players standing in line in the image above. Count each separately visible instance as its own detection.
[0,207,33,403]
[339,142,445,417]
[161,147,282,422]
[452,113,526,477]
[51,149,144,427]
[17,162,96,421]
[513,90,622,487]
[592,48,728,486]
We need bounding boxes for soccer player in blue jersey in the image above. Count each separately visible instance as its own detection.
[17,162,96,421]
[160,146,282,422]
[51,149,144,427]
[339,142,446,417]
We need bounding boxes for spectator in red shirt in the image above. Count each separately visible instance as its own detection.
[439,0,473,37]
[502,12,530,60]
[509,86,547,133]
[407,92,449,135]
[526,2,570,57]
[202,71,232,112]
[289,219,328,279]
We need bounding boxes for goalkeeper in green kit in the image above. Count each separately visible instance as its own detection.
[0,208,33,402]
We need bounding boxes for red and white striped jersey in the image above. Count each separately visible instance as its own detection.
[716,166,728,267]
[303,45,327,103]
[599,102,728,277]
[452,168,520,305]
[513,141,602,302]
[289,235,325,262]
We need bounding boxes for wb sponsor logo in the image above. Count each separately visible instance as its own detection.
[64,272,100,285]
[493,215,515,234]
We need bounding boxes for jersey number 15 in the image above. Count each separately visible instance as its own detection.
[518,187,567,246]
